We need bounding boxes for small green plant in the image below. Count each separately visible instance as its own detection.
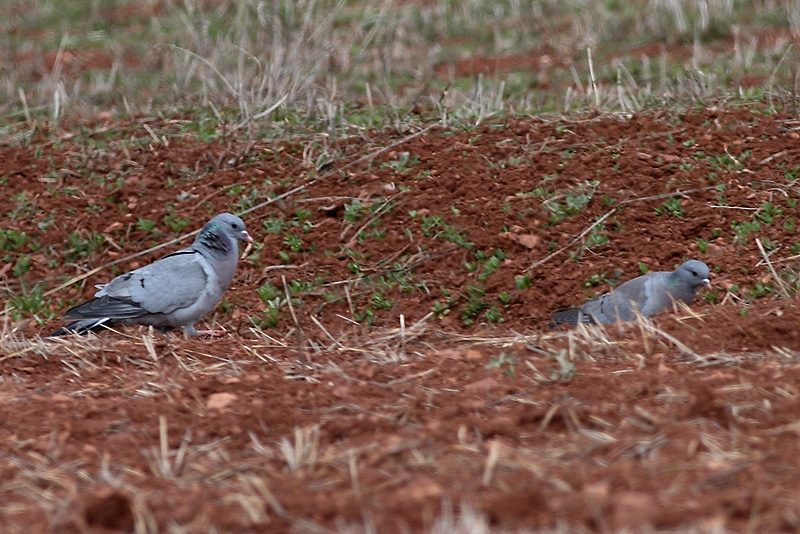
[484,307,504,323]
[543,180,598,224]
[421,215,473,248]
[287,279,315,295]
[12,255,32,278]
[344,200,367,223]
[264,215,289,234]
[255,282,286,328]
[516,274,533,289]
[370,291,393,310]
[584,272,608,288]
[381,152,419,174]
[257,282,281,303]
[756,203,783,225]
[163,212,191,233]
[354,307,376,326]
[64,231,106,261]
[0,229,28,251]
[283,232,304,253]
[655,197,684,217]
[8,284,55,324]
[136,218,158,233]
[486,352,517,377]
[461,284,489,326]
[731,220,760,246]
[10,191,35,219]
[432,298,455,318]
[517,186,554,199]
[584,224,608,249]
[696,238,709,253]
[474,249,506,282]
[748,281,773,299]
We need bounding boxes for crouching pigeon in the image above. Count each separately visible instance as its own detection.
[552,259,710,326]
[50,213,253,337]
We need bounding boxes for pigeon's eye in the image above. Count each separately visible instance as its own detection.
[231,223,240,229]
[690,270,697,276]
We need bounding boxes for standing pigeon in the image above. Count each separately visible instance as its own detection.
[50,213,253,337]
[552,259,710,326]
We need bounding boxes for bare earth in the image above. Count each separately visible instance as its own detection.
[3,108,800,532]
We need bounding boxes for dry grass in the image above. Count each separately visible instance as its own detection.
[3,1,800,531]
[3,304,800,532]
[1,0,797,128]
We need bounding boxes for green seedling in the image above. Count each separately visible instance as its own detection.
[344,200,367,223]
[381,152,419,174]
[163,212,191,233]
[64,231,106,262]
[543,180,598,224]
[731,220,760,246]
[584,272,608,288]
[756,203,783,225]
[461,284,489,326]
[516,274,533,290]
[283,232,304,253]
[585,224,608,249]
[421,215,472,248]
[8,284,55,324]
[136,218,158,233]
[748,281,773,299]
[486,352,517,377]
[655,197,683,217]
[0,229,28,251]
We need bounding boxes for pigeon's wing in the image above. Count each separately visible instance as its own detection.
[551,307,587,326]
[64,250,210,320]
[578,275,652,324]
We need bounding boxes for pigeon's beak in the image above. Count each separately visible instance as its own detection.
[702,278,711,289]
[241,231,254,243]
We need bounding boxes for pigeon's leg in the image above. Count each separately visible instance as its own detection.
[183,324,228,338]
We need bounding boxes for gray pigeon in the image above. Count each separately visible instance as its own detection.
[50,213,253,337]
[552,259,710,326]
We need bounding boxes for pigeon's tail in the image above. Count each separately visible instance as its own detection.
[49,318,115,337]
[551,307,594,326]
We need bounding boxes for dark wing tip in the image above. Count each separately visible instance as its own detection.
[48,318,114,337]
[63,295,146,321]
[552,307,590,326]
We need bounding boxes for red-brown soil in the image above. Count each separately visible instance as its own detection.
[3,107,800,532]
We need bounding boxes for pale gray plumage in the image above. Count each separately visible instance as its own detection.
[552,260,710,326]
[50,213,252,337]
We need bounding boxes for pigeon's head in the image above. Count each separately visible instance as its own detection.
[198,213,253,252]
[677,259,711,289]
[213,213,253,244]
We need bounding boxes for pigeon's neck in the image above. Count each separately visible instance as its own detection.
[667,271,696,295]
[667,272,681,286]
[197,226,234,256]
